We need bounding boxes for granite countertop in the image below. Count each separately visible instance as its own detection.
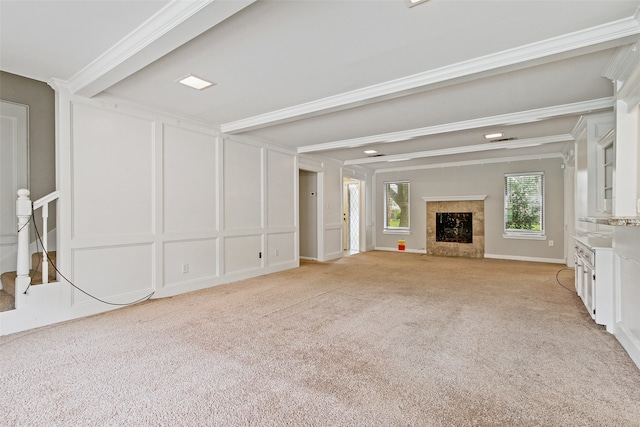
[578,216,640,227]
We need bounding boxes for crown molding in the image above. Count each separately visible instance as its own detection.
[48,78,71,94]
[373,153,564,175]
[299,98,611,154]
[618,60,640,109]
[68,0,255,98]
[222,17,639,134]
[344,134,573,166]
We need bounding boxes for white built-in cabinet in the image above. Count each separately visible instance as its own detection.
[574,236,614,332]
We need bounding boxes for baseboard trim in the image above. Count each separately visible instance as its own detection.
[615,323,640,370]
[484,253,566,264]
[375,246,427,254]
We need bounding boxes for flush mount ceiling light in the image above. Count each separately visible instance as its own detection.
[484,132,504,140]
[364,149,378,154]
[407,0,430,7]
[178,74,215,90]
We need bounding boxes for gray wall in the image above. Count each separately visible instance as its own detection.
[375,158,565,261]
[299,170,318,259]
[0,71,56,232]
[0,71,55,200]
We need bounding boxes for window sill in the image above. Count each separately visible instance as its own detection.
[383,229,411,235]
[502,233,546,241]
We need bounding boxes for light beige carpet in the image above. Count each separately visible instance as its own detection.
[1,252,639,426]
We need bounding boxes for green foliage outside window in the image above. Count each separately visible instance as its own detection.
[505,174,543,233]
[385,182,409,229]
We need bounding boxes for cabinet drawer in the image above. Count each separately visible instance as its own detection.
[575,242,595,266]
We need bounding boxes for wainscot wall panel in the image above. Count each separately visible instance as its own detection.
[71,243,154,306]
[267,232,296,266]
[71,103,154,240]
[224,234,262,275]
[224,139,262,230]
[614,226,640,367]
[163,125,216,234]
[163,238,217,286]
[267,150,296,228]
[323,164,344,260]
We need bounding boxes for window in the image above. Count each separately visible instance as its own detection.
[603,141,614,212]
[504,173,544,238]
[597,130,614,213]
[384,181,410,231]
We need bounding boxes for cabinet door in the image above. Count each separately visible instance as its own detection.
[583,264,595,319]
[575,255,584,297]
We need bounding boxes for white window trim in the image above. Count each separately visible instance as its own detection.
[383,229,411,235]
[502,233,547,241]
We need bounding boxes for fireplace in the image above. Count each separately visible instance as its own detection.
[422,196,486,258]
[436,212,473,243]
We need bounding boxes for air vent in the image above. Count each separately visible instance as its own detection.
[368,153,385,157]
[489,137,517,143]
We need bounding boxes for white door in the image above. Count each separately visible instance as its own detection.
[343,178,360,254]
[0,101,29,275]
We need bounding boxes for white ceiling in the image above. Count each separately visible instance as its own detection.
[2,0,640,170]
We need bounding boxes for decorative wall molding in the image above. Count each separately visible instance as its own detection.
[421,195,487,202]
[222,15,638,134]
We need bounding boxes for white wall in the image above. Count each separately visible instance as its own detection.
[611,77,640,368]
[1,92,299,334]
[613,226,640,367]
[374,158,566,262]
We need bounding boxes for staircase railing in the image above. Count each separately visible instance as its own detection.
[32,190,60,284]
[15,189,59,307]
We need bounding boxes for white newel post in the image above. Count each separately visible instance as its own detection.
[41,202,49,284]
[16,189,32,308]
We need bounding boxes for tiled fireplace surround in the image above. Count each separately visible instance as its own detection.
[422,195,486,258]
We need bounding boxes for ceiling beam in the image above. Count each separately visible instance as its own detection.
[343,134,574,166]
[299,98,612,154]
[221,16,640,134]
[372,152,565,174]
[68,0,256,97]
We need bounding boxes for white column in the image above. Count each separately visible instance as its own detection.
[614,100,639,216]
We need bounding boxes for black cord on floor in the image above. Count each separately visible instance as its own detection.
[556,267,576,293]
[24,210,155,306]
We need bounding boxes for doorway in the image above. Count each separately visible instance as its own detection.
[343,178,361,255]
[299,170,318,260]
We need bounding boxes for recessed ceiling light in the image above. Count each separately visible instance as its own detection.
[407,0,430,7]
[364,150,377,154]
[484,132,503,140]
[178,75,215,90]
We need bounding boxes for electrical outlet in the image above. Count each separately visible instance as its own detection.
[548,240,554,247]
[181,263,189,274]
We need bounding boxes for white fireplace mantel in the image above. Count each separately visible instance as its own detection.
[421,195,487,202]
